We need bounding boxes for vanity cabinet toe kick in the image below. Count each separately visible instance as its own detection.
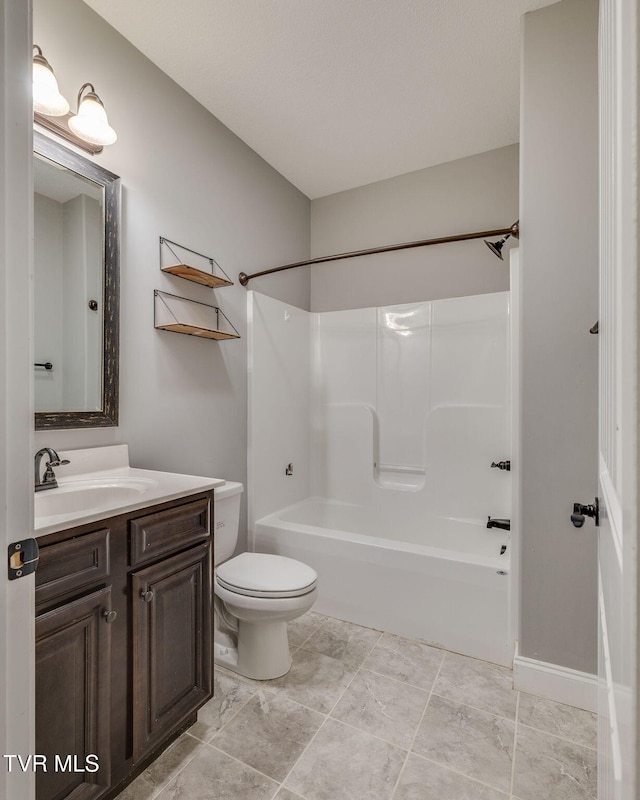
[35,489,215,800]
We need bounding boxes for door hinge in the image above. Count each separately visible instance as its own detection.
[8,538,39,580]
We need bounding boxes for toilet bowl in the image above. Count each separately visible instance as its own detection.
[213,482,318,680]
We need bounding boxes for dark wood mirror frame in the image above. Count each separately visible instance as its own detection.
[34,131,120,430]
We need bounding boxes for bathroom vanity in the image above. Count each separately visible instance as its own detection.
[34,446,222,800]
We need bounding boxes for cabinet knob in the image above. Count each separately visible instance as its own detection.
[141,590,154,603]
[103,610,117,624]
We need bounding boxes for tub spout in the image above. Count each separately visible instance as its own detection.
[487,517,510,531]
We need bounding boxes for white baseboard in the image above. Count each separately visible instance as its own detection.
[513,653,598,713]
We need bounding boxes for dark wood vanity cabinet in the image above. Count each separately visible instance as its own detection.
[35,490,214,800]
[132,541,212,760]
[36,587,112,800]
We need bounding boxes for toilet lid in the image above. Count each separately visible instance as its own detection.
[216,552,317,598]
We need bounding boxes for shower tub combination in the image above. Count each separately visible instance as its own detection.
[255,499,511,666]
[249,290,514,667]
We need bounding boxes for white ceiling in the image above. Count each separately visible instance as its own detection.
[82,0,557,199]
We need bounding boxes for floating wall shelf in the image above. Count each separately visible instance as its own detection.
[154,290,240,340]
[160,236,233,289]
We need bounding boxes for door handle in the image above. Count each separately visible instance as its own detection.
[571,497,599,528]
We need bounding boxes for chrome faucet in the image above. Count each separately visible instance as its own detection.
[34,447,70,492]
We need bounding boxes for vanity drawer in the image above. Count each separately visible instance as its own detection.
[36,527,110,609]
[129,497,210,567]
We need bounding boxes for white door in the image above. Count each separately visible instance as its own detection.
[597,1,638,798]
[0,1,36,799]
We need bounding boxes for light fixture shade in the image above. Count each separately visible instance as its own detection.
[69,92,117,146]
[32,55,69,116]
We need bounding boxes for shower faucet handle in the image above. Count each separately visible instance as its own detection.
[571,498,599,528]
[491,460,511,471]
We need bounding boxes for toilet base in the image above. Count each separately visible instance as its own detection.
[214,619,292,680]
[213,583,317,680]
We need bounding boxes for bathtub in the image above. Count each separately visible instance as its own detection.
[253,498,513,667]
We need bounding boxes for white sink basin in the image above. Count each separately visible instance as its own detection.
[35,477,159,520]
[34,445,225,537]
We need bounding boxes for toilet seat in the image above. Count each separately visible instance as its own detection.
[216,552,317,599]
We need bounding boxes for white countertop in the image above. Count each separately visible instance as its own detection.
[35,444,225,538]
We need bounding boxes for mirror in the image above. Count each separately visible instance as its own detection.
[34,131,120,430]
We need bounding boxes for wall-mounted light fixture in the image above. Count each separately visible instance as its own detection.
[32,45,117,155]
[32,45,69,116]
[68,83,117,146]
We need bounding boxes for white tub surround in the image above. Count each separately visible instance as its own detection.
[249,291,513,666]
[35,444,224,536]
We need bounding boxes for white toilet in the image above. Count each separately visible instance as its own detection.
[213,482,318,680]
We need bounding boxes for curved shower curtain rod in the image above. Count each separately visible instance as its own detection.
[238,221,519,286]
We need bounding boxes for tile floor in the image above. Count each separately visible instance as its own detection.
[118,612,597,800]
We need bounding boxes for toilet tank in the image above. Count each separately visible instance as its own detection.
[213,481,244,565]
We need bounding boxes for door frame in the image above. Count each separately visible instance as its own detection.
[596,0,639,798]
[0,1,35,799]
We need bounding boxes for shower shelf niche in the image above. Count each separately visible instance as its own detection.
[154,290,240,340]
[160,236,233,289]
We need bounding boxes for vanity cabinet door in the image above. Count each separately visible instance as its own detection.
[36,586,112,800]
[131,541,212,761]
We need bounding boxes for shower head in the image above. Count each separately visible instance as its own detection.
[485,234,510,260]
[484,221,520,260]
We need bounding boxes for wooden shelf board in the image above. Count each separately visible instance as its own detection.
[161,264,233,289]
[156,323,240,340]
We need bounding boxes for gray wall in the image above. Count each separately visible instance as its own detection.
[33,0,310,550]
[519,0,599,673]
[310,145,519,312]
[34,193,64,411]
